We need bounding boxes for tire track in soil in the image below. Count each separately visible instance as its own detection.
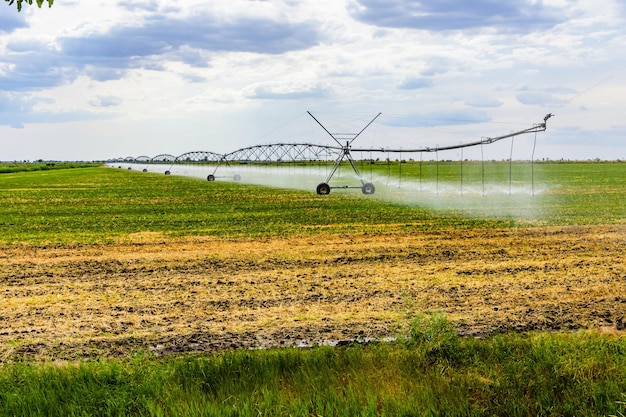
[1,225,625,360]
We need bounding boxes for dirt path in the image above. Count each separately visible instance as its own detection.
[1,225,625,360]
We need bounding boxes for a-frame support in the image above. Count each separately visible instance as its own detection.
[307,111,381,195]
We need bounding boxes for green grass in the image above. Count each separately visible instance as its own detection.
[0,317,624,416]
[1,162,625,244]
[0,166,498,244]
[1,164,625,416]
[0,162,98,174]
[366,159,626,225]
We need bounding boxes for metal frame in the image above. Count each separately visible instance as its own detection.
[307,111,381,195]
[109,112,554,195]
[169,150,237,181]
[224,143,339,163]
[308,112,553,195]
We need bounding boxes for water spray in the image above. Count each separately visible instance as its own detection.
[110,112,554,199]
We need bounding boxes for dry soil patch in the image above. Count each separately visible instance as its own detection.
[1,225,625,360]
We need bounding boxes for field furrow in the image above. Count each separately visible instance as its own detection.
[2,225,624,360]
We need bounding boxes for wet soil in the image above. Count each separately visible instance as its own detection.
[1,225,625,361]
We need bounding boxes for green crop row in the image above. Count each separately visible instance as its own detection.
[1,162,625,244]
[0,167,502,244]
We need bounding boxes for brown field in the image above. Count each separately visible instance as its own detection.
[1,225,625,361]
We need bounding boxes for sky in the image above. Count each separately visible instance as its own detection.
[1,0,625,162]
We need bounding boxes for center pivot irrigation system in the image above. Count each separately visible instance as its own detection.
[307,111,553,195]
[112,112,554,195]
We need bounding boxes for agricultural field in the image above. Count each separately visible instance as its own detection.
[1,163,625,357]
[0,161,98,174]
[0,163,625,415]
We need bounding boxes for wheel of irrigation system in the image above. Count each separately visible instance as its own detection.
[233,174,241,181]
[207,174,215,182]
[142,169,147,173]
[316,183,331,195]
[165,170,170,175]
[361,182,376,195]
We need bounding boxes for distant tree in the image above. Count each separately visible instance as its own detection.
[5,0,53,12]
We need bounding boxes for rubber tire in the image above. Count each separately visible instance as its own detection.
[207,174,216,182]
[233,174,241,181]
[165,171,171,175]
[142,169,148,173]
[361,182,375,195]
[316,183,331,195]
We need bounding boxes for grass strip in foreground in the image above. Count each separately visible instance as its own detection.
[1,323,624,417]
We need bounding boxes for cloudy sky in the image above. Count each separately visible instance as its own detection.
[1,0,625,161]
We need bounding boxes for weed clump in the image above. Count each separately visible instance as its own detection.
[406,311,461,363]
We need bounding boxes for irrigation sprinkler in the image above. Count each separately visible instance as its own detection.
[118,112,553,196]
[308,111,553,195]
[164,151,241,181]
[131,156,151,172]
[146,154,177,175]
[307,111,382,195]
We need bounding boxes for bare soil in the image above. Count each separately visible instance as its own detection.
[1,225,625,361]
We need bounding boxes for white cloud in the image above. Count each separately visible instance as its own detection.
[89,95,122,108]
[0,0,625,161]
[349,0,566,32]
[397,77,433,90]
[248,84,329,100]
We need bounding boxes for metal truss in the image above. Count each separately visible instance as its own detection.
[170,150,238,181]
[111,112,553,195]
[224,143,340,163]
[150,154,177,163]
[174,150,224,164]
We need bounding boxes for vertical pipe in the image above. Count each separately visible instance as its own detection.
[387,151,391,185]
[481,142,485,196]
[399,151,402,188]
[509,136,515,195]
[436,147,439,195]
[531,131,538,196]
[360,151,364,177]
[460,145,464,195]
[419,152,423,192]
